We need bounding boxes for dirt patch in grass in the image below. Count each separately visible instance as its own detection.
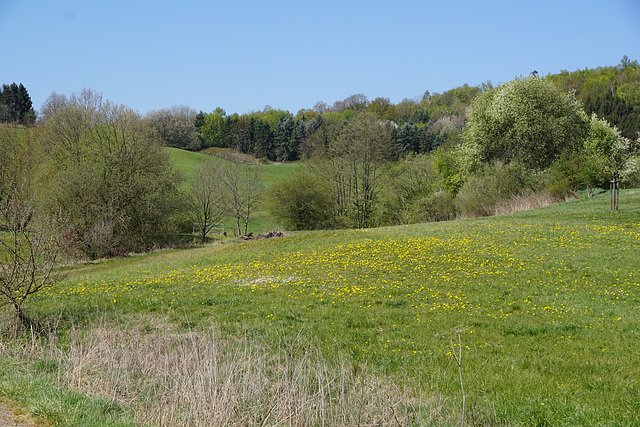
[0,400,40,427]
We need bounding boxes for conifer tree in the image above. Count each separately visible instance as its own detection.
[0,83,36,125]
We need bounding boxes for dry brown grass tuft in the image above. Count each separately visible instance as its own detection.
[492,191,572,216]
[8,316,445,426]
[458,191,572,220]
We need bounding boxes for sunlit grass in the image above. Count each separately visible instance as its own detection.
[24,189,640,424]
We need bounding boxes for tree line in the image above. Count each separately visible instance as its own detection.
[269,73,640,230]
[141,57,640,166]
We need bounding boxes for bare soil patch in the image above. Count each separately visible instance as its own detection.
[0,401,39,427]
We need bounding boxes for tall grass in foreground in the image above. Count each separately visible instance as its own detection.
[1,314,492,426]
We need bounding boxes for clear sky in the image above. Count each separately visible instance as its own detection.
[1,0,639,116]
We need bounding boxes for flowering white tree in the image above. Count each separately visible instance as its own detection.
[463,76,591,170]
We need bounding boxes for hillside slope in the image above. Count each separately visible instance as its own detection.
[16,189,638,424]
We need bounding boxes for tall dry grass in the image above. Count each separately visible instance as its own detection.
[5,315,448,426]
[492,191,571,216]
[457,190,572,219]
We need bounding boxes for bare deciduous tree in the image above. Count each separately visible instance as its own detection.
[39,91,69,125]
[305,113,394,228]
[189,158,225,243]
[218,155,264,237]
[145,105,201,151]
[0,182,62,329]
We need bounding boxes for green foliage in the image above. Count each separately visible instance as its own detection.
[199,108,232,148]
[433,148,467,196]
[368,97,397,121]
[381,153,454,224]
[394,123,422,154]
[408,190,456,223]
[544,151,593,198]
[273,117,296,161]
[548,57,640,140]
[267,173,336,230]
[423,83,482,120]
[464,76,590,170]
[455,161,538,217]
[543,115,636,198]
[39,91,183,258]
[584,114,633,181]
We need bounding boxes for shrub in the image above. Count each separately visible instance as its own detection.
[267,174,336,230]
[463,76,590,170]
[409,190,457,222]
[39,92,183,259]
[455,161,538,217]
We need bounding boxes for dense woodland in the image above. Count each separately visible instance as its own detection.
[1,57,639,264]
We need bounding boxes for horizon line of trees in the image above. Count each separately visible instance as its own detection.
[135,56,640,162]
[4,55,639,155]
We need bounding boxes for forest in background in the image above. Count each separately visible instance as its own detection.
[144,55,640,159]
[1,57,639,262]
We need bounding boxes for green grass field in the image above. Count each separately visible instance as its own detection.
[166,147,302,234]
[167,147,303,188]
[1,188,635,425]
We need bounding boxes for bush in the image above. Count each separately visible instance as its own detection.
[455,161,538,217]
[267,174,336,230]
[463,76,590,170]
[409,191,456,223]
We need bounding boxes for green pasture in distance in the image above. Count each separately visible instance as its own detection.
[165,147,209,185]
[166,147,301,233]
[30,189,640,425]
[166,147,302,188]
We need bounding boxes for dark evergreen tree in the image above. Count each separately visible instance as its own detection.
[234,115,253,153]
[194,110,205,131]
[0,83,35,125]
[411,109,429,124]
[396,123,421,154]
[290,118,306,160]
[583,91,638,141]
[253,118,274,160]
[222,115,238,148]
[419,128,440,153]
[273,117,295,161]
[306,113,324,135]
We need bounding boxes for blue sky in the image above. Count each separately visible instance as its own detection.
[1,0,639,116]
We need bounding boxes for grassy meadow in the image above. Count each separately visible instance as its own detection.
[167,146,303,188]
[167,147,302,235]
[1,185,638,425]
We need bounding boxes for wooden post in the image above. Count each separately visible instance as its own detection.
[610,179,619,211]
